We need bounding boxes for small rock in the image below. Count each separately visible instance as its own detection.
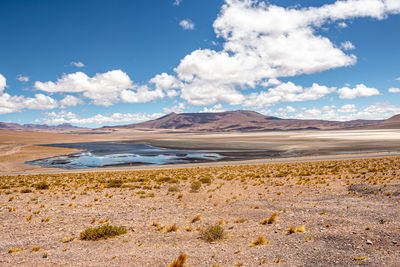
[392,240,397,244]
[366,240,372,245]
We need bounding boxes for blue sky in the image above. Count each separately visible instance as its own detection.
[0,0,399,127]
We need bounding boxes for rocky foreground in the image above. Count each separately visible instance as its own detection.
[1,157,399,266]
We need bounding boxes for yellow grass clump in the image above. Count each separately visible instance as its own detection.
[286,225,306,234]
[250,235,269,247]
[190,215,202,223]
[168,253,188,267]
[261,212,278,224]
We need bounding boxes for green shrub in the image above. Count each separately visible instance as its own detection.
[21,188,33,193]
[190,181,201,193]
[34,182,49,190]
[199,177,212,184]
[157,177,178,183]
[80,224,127,241]
[168,186,180,192]
[201,224,224,242]
[106,179,124,188]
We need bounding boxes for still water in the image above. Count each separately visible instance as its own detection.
[26,142,227,169]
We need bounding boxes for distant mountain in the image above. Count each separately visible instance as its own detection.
[354,114,400,129]
[385,114,400,123]
[108,110,383,132]
[0,122,82,131]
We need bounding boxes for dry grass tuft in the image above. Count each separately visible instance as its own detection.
[250,235,269,247]
[190,215,202,223]
[296,225,306,233]
[168,253,188,267]
[166,224,179,232]
[234,218,248,223]
[286,226,296,235]
[353,256,366,261]
[287,225,305,234]
[60,237,75,243]
[8,248,23,253]
[261,212,278,224]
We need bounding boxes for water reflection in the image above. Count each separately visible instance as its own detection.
[26,142,225,169]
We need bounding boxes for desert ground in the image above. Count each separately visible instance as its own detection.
[1,129,400,266]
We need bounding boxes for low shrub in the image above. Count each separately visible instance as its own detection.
[80,224,127,241]
[190,181,201,193]
[34,182,49,190]
[106,179,124,188]
[199,177,212,184]
[201,224,224,242]
[168,186,180,192]
[21,188,33,193]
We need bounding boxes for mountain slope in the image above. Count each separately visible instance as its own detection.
[111,110,383,132]
[356,114,400,129]
[0,122,81,131]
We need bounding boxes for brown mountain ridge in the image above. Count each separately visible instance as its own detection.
[109,110,389,132]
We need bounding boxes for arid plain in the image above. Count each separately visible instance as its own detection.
[1,129,400,266]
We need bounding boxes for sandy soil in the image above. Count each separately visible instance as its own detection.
[1,157,399,266]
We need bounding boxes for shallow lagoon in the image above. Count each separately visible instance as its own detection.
[25,142,237,169]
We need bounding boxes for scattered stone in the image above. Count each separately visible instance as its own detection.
[366,240,373,245]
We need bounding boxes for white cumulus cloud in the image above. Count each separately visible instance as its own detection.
[0,74,6,93]
[35,70,165,106]
[0,73,63,114]
[59,95,84,108]
[42,111,162,125]
[283,102,400,121]
[389,88,400,93]
[200,104,226,113]
[120,86,164,103]
[150,73,181,98]
[173,0,183,6]
[0,93,59,115]
[273,106,297,117]
[71,61,85,67]
[243,82,336,108]
[337,84,380,99]
[179,19,195,30]
[338,104,357,113]
[157,0,400,107]
[180,79,245,106]
[163,103,185,114]
[17,75,29,82]
[341,41,355,50]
